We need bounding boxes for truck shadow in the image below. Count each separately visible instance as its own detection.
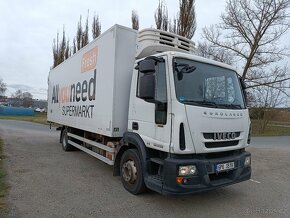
[142,185,247,205]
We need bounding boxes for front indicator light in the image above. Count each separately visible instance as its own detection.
[178,165,197,176]
[176,177,183,184]
[244,156,251,166]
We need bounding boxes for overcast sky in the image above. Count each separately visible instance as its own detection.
[0,0,240,99]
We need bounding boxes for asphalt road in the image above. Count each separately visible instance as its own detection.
[251,136,290,148]
[0,120,290,218]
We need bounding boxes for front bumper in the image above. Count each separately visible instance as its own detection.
[160,151,251,195]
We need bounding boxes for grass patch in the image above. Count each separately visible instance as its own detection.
[0,138,9,217]
[0,112,48,125]
[252,119,290,136]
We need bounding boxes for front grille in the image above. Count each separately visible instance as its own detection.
[203,149,243,159]
[205,140,239,148]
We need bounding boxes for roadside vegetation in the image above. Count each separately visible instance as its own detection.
[250,108,290,136]
[0,138,9,217]
[0,112,47,125]
[251,120,290,137]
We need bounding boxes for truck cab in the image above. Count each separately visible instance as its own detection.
[122,49,251,195]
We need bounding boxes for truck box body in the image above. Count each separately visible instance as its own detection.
[47,25,137,137]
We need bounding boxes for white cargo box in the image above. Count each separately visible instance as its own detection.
[47,25,137,137]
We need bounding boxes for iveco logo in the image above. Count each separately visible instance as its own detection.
[213,132,236,140]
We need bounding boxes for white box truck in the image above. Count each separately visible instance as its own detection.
[48,25,251,195]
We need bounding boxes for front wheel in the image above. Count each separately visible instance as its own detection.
[120,149,146,195]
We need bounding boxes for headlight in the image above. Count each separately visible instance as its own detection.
[178,165,197,176]
[244,156,251,166]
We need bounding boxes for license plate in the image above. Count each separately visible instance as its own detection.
[215,161,235,173]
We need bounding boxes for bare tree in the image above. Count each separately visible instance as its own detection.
[22,92,33,99]
[72,38,77,54]
[10,90,33,107]
[154,0,196,38]
[251,79,287,133]
[155,0,163,29]
[75,14,90,51]
[169,16,178,34]
[176,0,196,38]
[65,39,70,59]
[155,0,168,31]
[167,0,197,38]
[11,89,23,106]
[76,16,83,51]
[202,0,290,86]
[52,32,60,68]
[0,78,7,96]
[52,12,99,68]
[59,28,67,63]
[196,41,233,65]
[52,27,70,68]
[199,0,290,132]
[14,90,23,99]
[23,91,33,108]
[92,14,101,39]
[132,10,139,30]
[82,15,89,47]
[162,7,168,31]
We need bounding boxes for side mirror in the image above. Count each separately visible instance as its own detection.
[239,77,247,90]
[138,59,156,73]
[239,77,248,106]
[138,74,155,101]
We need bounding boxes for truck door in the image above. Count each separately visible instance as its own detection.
[129,56,171,153]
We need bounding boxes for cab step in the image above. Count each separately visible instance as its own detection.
[150,157,164,165]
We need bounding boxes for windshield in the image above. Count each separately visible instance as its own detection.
[173,58,245,109]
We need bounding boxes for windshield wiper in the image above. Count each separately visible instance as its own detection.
[182,100,218,108]
[181,100,242,109]
[179,65,196,74]
[217,104,242,109]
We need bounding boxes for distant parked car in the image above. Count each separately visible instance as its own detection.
[35,108,46,112]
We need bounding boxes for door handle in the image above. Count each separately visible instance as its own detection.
[132,122,139,130]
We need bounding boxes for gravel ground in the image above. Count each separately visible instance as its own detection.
[0,120,289,218]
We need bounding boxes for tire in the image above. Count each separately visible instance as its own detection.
[120,149,146,195]
[61,128,74,151]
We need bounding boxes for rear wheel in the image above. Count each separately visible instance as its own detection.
[120,149,146,195]
[61,128,74,151]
